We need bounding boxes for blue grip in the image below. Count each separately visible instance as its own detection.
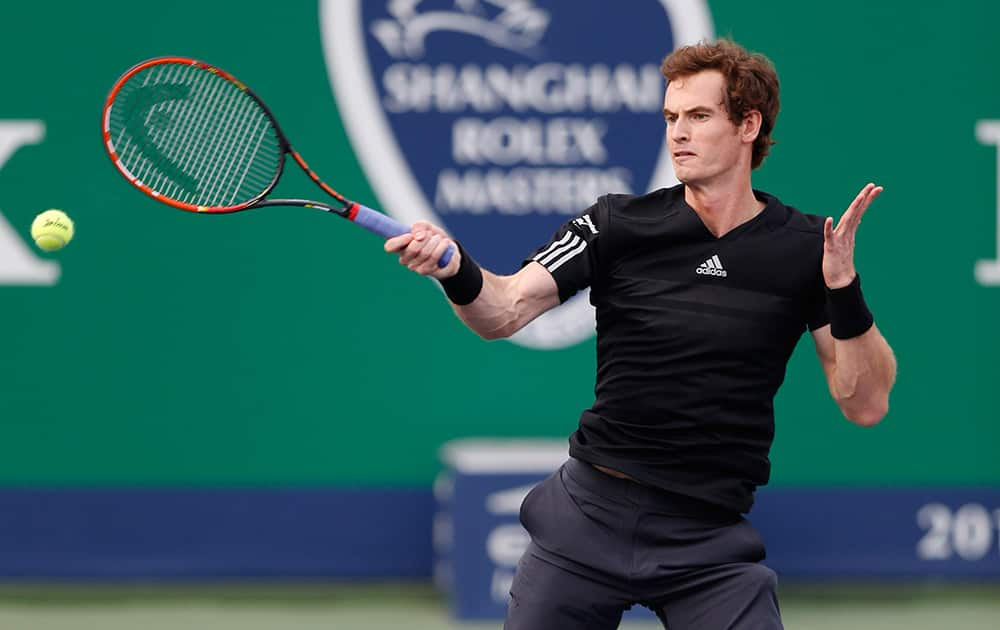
[352,204,454,268]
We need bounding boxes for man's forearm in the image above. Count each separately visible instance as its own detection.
[830,324,897,426]
[450,266,561,340]
[452,270,522,340]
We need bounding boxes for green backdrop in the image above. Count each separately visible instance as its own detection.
[1,0,997,487]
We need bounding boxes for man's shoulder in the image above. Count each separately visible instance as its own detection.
[758,190,825,237]
[599,185,684,219]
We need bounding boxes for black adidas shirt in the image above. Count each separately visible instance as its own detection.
[525,185,830,514]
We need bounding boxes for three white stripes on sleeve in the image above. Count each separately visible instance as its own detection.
[533,231,589,272]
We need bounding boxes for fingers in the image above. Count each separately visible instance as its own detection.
[852,183,882,222]
[837,184,871,230]
[384,222,456,277]
[426,235,459,277]
[407,231,442,273]
[866,184,884,206]
[398,227,455,276]
[823,216,835,245]
[837,182,883,233]
[384,232,413,253]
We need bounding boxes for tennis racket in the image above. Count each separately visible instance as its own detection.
[101,56,453,267]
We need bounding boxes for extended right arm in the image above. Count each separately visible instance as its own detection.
[450,263,560,339]
[384,221,561,340]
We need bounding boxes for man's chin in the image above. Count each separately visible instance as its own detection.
[673,166,711,187]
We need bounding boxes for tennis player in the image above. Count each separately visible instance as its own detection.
[386,38,897,630]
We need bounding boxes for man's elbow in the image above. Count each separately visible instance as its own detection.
[842,398,889,427]
[467,309,531,340]
[478,327,512,341]
[470,319,521,340]
[456,311,519,340]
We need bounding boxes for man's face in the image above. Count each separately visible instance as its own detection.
[663,70,747,186]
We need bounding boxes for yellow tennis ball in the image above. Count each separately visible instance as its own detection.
[31,209,74,252]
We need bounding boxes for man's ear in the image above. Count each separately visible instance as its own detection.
[742,110,762,143]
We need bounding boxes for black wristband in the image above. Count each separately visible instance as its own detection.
[826,273,874,339]
[439,242,483,305]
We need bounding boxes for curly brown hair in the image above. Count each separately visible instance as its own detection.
[660,39,780,169]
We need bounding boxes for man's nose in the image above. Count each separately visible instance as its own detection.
[669,118,689,142]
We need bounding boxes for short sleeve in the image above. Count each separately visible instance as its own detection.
[522,201,604,303]
[806,263,830,331]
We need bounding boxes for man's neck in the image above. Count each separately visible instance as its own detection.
[684,179,767,238]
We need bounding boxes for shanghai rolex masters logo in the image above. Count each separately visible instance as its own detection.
[321,0,714,349]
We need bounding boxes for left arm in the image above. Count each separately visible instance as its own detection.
[813,323,896,426]
[813,183,897,427]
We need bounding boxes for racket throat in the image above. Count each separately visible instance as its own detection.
[254,198,351,216]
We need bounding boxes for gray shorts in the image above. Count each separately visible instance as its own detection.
[504,457,782,630]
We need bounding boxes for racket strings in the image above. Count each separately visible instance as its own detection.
[108,63,282,208]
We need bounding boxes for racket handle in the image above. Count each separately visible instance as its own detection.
[351,204,454,268]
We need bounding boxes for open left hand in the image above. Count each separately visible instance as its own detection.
[823,182,883,289]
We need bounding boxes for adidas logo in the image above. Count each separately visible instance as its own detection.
[695,254,727,277]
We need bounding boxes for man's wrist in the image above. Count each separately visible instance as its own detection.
[826,273,874,339]
[438,242,483,305]
[825,270,856,290]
